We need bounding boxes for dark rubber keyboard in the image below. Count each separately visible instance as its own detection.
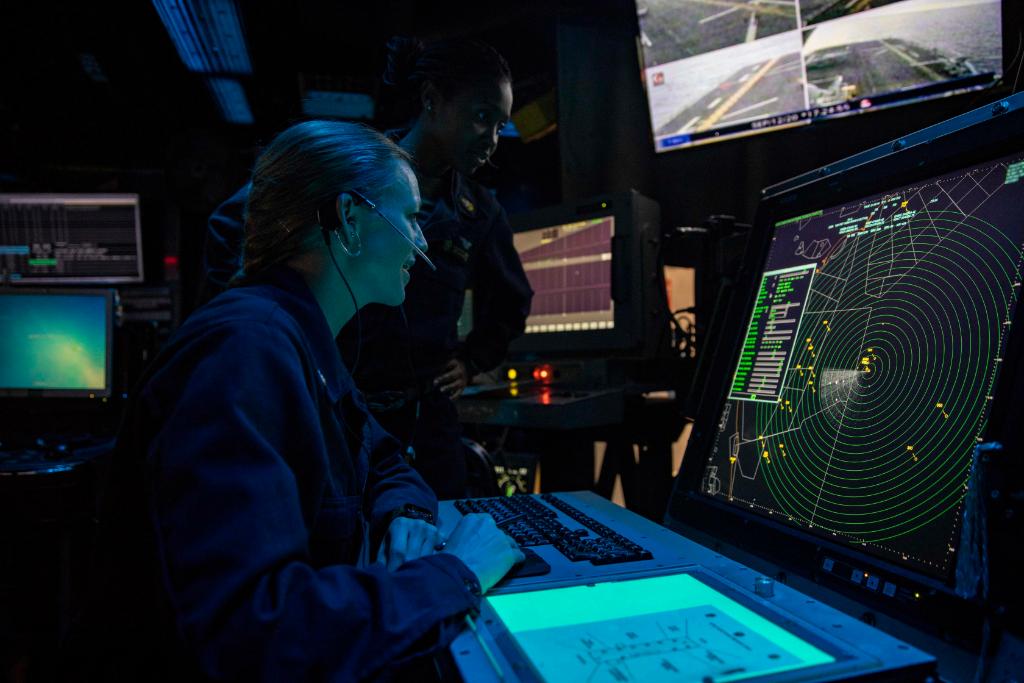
[453,495,653,566]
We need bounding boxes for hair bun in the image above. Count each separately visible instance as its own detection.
[383,36,423,86]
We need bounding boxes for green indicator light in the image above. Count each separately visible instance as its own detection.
[28,258,58,266]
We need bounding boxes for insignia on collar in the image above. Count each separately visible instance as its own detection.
[459,196,476,215]
[441,239,471,264]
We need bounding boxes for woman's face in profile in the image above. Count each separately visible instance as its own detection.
[357,162,425,306]
[431,78,513,176]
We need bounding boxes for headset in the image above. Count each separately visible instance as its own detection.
[316,192,364,374]
[318,189,436,269]
[314,188,435,384]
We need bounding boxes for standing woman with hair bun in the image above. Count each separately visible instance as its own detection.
[363,36,534,498]
[204,37,534,500]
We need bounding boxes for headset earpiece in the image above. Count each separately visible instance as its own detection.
[317,194,361,257]
[338,231,361,258]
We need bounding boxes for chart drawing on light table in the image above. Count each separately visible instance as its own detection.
[487,574,835,683]
[703,152,1024,576]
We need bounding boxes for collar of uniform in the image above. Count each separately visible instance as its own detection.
[245,264,353,404]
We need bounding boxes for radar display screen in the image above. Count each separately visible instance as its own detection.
[702,152,1024,577]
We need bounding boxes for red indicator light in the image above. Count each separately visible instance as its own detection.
[163,255,179,266]
[532,364,554,383]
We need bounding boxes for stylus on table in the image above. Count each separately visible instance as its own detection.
[464,613,504,681]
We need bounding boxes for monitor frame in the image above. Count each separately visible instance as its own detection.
[0,192,145,285]
[668,93,1024,596]
[0,287,115,399]
[506,190,663,358]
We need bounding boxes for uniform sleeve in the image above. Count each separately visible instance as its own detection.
[201,184,249,301]
[356,392,441,546]
[145,324,480,681]
[461,206,534,373]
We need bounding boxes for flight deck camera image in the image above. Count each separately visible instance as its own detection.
[639,0,800,68]
[799,0,904,27]
[640,0,1003,152]
[648,31,806,138]
[803,0,1002,107]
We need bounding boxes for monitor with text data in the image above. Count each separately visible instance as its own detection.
[0,193,144,284]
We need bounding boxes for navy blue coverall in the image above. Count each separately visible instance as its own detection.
[204,170,533,499]
[81,266,482,681]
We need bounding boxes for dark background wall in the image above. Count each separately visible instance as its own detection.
[1,0,1022,300]
[0,2,564,312]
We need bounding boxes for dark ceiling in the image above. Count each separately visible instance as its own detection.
[0,1,571,311]
[0,1,563,181]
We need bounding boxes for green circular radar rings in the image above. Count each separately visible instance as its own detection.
[754,211,1019,546]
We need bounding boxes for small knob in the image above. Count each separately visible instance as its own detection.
[754,576,775,598]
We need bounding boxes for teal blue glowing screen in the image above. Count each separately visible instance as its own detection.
[488,573,836,682]
[0,291,110,395]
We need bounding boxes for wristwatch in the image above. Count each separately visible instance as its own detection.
[372,503,437,555]
[394,503,435,526]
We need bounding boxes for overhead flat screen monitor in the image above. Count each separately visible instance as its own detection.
[508,191,662,357]
[0,289,114,398]
[696,142,1024,578]
[639,0,1003,152]
[0,193,144,283]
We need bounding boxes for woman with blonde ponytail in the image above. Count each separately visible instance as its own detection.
[77,120,523,682]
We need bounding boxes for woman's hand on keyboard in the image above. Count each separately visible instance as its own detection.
[376,517,444,571]
[443,513,525,593]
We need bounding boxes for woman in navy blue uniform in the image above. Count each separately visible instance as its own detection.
[204,38,533,499]
[79,121,523,681]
